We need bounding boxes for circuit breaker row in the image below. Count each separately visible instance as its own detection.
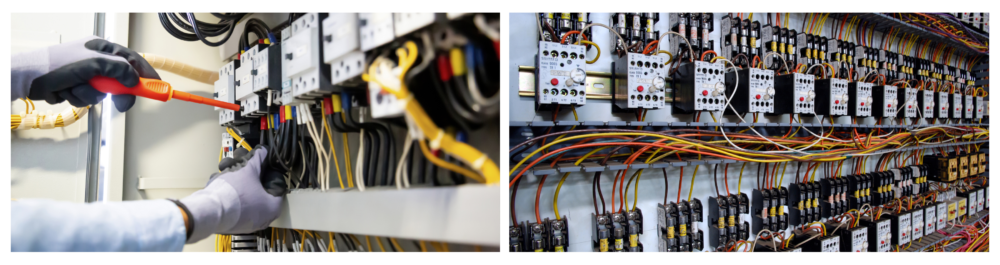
[531,13,987,123]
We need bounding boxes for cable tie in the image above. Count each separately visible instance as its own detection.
[472,154,487,170]
[430,130,445,150]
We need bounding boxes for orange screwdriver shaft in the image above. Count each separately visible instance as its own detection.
[89,76,241,111]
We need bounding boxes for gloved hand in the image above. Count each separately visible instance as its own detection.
[179,146,287,243]
[26,36,160,112]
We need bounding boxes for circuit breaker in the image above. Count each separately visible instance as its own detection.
[216,61,238,125]
[974,96,985,119]
[963,94,974,119]
[888,211,911,246]
[674,61,725,113]
[924,206,937,237]
[910,208,923,241]
[725,68,775,114]
[951,92,963,119]
[283,13,334,101]
[393,13,436,37]
[897,87,918,118]
[359,13,394,52]
[871,85,897,118]
[847,82,872,117]
[814,78,848,116]
[935,91,950,118]
[221,132,234,159]
[773,73,815,115]
[838,226,868,252]
[919,89,935,118]
[322,13,366,86]
[536,42,587,109]
[860,217,891,252]
[614,52,668,110]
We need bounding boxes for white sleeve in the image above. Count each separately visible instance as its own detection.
[11,199,187,252]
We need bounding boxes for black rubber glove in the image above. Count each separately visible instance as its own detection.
[219,145,288,196]
[27,37,160,112]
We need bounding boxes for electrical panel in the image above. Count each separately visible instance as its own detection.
[847,82,873,117]
[814,78,849,116]
[536,42,588,109]
[773,73,815,115]
[725,68,775,114]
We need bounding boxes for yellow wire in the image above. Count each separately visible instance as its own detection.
[366,235,373,252]
[659,50,674,64]
[329,232,336,252]
[419,140,484,182]
[341,132,354,188]
[225,127,252,151]
[688,165,699,201]
[322,113,345,190]
[389,238,404,252]
[419,241,427,252]
[375,236,386,252]
[580,40,601,64]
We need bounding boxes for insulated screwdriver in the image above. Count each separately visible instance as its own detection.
[89,76,241,111]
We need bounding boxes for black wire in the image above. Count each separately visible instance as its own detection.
[185,13,239,47]
[662,168,670,206]
[594,172,605,214]
[511,176,522,224]
[713,164,721,197]
[757,162,764,190]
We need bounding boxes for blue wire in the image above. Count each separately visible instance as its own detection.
[267,32,276,44]
[341,92,352,112]
[291,106,297,118]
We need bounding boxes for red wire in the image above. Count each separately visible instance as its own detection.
[724,164,731,196]
[612,170,619,214]
[677,167,684,202]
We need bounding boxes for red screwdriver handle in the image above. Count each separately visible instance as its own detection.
[89,76,241,111]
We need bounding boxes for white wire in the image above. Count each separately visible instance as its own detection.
[763,52,790,73]
[473,14,499,41]
[395,133,413,189]
[579,23,626,48]
[713,58,824,154]
[355,128,366,192]
[300,103,329,191]
[654,31,694,62]
[535,13,545,41]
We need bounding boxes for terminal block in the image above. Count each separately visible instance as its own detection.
[847,174,872,210]
[859,216,892,252]
[847,82,873,117]
[657,203,679,252]
[820,177,849,218]
[752,188,787,233]
[773,73,815,115]
[814,78,849,116]
[547,217,570,252]
[871,85,898,118]
[522,220,549,252]
[897,87,918,118]
[611,210,643,252]
[613,52,669,110]
[789,181,820,226]
[725,68,775,114]
[592,212,613,252]
[674,61,726,113]
[509,225,524,252]
[536,41,587,109]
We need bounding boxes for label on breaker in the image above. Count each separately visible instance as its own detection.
[964,95,974,119]
[748,68,775,113]
[952,93,963,119]
[537,41,587,105]
[853,82,873,117]
[619,52,667,109]
[792,73,815,114]
[692,60,726,111]
[902,87,918,118]
[827,78,849,116]
[920,90,935,118]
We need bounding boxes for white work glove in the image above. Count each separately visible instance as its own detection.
[177,146,286,243]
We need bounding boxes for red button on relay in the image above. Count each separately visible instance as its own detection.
[835,100,840,104]
[550,78,559,86]
[637,86,644,92]
[799,97,805,102]
[756,94,761,99]
[702,90,709,96]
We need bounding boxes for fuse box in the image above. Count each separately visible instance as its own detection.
[724,68,775,114]
[814,78,849,116]
[536,41,588,109]
[847,82,873,117]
